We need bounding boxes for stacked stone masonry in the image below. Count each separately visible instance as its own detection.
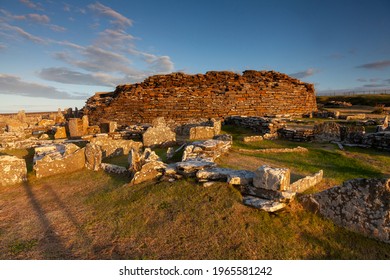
[84,70,317,125]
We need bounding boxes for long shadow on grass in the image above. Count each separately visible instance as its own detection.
[22,182,74,259]
[45,185,93,251]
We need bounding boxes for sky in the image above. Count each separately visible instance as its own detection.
[0,0,390,113]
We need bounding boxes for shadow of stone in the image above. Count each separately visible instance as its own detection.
[22,182,75,259]
[44,185,93,251]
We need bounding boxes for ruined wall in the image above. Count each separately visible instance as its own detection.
[84,70,317,126]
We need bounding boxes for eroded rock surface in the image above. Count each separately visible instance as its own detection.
[0,155,27,186]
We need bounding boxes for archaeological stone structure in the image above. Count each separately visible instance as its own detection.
[301,178,390,243]
[84,70,317,126]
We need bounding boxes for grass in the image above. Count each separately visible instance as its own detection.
[1,170,389,259]
[1,125,390,259]
[317,94,390,106]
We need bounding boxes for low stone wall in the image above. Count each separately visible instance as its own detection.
[278,128,314,142]
[362,132,390,150]
[301,178,390,243]
[224,116,285,134]
[290,170,323,193]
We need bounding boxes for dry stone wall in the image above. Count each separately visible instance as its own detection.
[84,70,317,126]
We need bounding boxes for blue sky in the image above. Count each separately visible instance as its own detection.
[0,0,389,113]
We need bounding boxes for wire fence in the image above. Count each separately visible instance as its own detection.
[318,89,390,96]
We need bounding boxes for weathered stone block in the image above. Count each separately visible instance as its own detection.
[142,117,176,147]
[131,161,166,185]
[253,165,290,191]
[54,126,67,139]
[89,136,142,158]
[68,118,84,138]
[85,143,102,171]
[33,143,85,178]
[0,155,27,186]
[189,126,215,140]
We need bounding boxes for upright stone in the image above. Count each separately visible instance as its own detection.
[85,143,102,171]
[54,126,67,139]
[82,115,89,135]
[68,118,83,138]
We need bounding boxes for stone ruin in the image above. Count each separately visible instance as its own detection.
[84,70,317,126]
[302,178,390,244]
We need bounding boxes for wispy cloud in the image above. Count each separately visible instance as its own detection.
[19,0,44,11]
[356,60,390,70]
[45,2,174,86]
[27,13,50,24]
[88,2,132,27]
[0,73,87,100]
[290,68,320,79]
[0,9,66,32]
[38,67,125,87]
[0,43,6,50]
[1,23,46,44]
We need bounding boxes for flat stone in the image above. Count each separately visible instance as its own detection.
[176,160,216,177]
[196,167,234,181]
[241,185,295,202]
[243,196,286,212]
[101,163,129,175]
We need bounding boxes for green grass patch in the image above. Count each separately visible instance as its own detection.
[9,239,38,255]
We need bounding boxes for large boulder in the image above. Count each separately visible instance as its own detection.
[301,178,390,243]
[142,117,176,147]
[33,143,85,178]
[0,155,27,186]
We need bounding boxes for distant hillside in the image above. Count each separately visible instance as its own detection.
[317,94,390,106]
